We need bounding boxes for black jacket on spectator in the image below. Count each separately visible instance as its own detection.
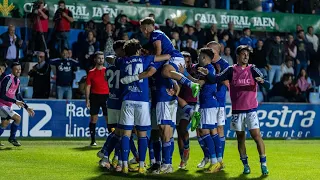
[295,39,310,62]
[251,47,267,68]
[267,41,285,65]
[28,62,51,98]
[0,32,21,61]
[194,28,206,48]
[268,82,296,101]
[161,25,181,38]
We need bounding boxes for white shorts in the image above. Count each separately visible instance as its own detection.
[119,100,151,131]
[176,105,195,126]
[167,57,185,71]
[217,107,226,126]
[151,108,158,130]
[107,108,120,128]
[0,106,18,120]
[156,100,178,126]
[199,108,218,130]
[230,111,260,131]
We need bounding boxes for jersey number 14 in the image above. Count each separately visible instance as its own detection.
[125,63,143,83]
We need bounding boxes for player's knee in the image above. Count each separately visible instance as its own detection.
[90,115,98,123]
[137,130,147,138]
[1,120,10,128]
[217,126,224,136]
[12,114,21,124]
[236,131,246,142]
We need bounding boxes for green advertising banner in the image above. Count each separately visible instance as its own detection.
[1,0,320,33]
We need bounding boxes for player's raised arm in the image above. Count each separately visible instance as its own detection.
[199,66,233,84]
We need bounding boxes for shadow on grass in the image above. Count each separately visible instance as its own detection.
[72,146,101,151]
[0,147,13,151]
[88,166,269,180]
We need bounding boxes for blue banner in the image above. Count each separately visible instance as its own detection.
[1,100,319,138]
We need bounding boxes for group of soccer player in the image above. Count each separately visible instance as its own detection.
[96,16,269,176]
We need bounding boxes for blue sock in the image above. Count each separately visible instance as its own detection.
[138,137,148,167]
[114,142,120,157]
[9,123,19,139]
[102,132,114,154]
[241,155,248,166]
[212,134,222,159]
[153,140,161,163]
[107,134,120,156]
[260,155,267,166]
[148,139,155,163]
[220,136,226,157]
[198,136,209,158]
[162,141,171,165]
[182,105,194,119]
[170,138,174,164]
[130,136,139,159]
[0,126,5,136]
[179,76,192,87]
[202,134,216,159]
[121,136,130,167]
[183,138,190,150]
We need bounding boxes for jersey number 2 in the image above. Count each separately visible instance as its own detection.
[125,63,143,82]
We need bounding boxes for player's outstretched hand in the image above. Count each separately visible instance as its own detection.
[178,64,185,74]
[27,108,35,117]
[255,77,264,83]
[166,88,176,96]
[197,67,209,75]
[15,100,25,108]
[120,75,139,84]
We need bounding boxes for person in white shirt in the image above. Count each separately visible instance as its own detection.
[281,59,294,78]
[305,26,318,53]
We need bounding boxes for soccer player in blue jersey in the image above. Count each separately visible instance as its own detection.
[192,48,223,173]
[197,41,229,168]
[98,40,126,171]
[139,17,200,97]
[117,39,170,174]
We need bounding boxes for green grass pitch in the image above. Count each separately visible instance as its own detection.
[1,139,320,180]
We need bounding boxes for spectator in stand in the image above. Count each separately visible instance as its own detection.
[238,28,256,48]
[149,13,160,29]
[295,30,310,76]
[195,0,215,8]
[305,26,318,55]
[267,35,285,86]
[181,38,198,63]
[221,47,233,65]
[171,31,181,51]
[219,33,229,48]
[53,0,74,53]
[273,0,292,13]
[100,23,115,56]
[97,13,111,43]
[281,58,295,78]
[219,43,225,56]
[285,34,297,62]
[296,68,313,101]
[224,22,239,57]
[294,24,303,39]
[294,0,319,14]
[50,48,79,99]
[181,26,198,49]
[206,24,219,44]
[251,39,268,78]
[85,20,97,35]
[80,31,100,71]
[114,13,133,40]
[194,21,206,48]
[161,18,181,38]
[269,73,296,102]
[30,0,49,53]
[0,25,23,68]
[28,51,51,98]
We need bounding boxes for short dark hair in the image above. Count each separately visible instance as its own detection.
[113,40,126,51]
[140,17,155,26]
[243,28,250,32]
[61,48,69,53]
[307,26,313,31]
[58,0,65,5]
[298,30,304,34]
[11,62,21,69]
[124,39,142,56]
[281,73,292,82]
[94,51,104,59]
[101,13,109,21]
[199,48,215,60]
